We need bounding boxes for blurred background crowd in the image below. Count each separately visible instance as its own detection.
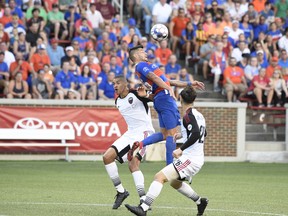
[0,0,287,106]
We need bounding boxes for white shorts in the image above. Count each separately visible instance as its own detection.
[112,130,153,163]
[162,155,203,181]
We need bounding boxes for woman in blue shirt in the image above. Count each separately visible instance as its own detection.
[239,14,254,44]
[78,65,96,100]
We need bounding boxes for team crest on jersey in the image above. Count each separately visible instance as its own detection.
[128,97,133,104]
[187,124,192,131]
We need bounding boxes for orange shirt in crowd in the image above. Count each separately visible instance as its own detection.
[10,60,33,81]
[223,66,244,85]
[252,0,265,12]
[209,25,224,37]
[155,48,173,66]
[265,65,281,78]
[30,53,51,73]
[171,17,190,37]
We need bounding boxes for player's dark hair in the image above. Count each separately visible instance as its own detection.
[114,75,128,83]
[128,45,143,62]
[180,86,197,104]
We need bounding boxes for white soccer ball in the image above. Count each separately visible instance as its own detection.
[150,24,169,42]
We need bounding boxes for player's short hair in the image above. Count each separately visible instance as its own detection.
[114,75,128,83]
[128,45,143,62]
[180,86,197,104]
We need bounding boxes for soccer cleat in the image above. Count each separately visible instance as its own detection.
[127,141,141,161]
[125,204,147,216]
[140,199,152,211]
[112,190,129,209]
[197,198,208,216]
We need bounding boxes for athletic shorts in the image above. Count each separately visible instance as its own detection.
[112,130,153,163]
[162,155,203,181]
[153,90,181,130]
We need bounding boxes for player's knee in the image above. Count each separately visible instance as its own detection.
[102,148,116,164]
[154,171,168,184]
[128,158,140,172]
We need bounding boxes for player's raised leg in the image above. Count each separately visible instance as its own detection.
[103,147,129,209]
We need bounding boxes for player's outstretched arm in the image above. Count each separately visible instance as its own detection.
[137,85,154,100]
[169,80,205,91]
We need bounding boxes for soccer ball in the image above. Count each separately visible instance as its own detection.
[150,24,169,42]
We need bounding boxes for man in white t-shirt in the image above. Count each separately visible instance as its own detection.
[152,0,172,25]
[228,20,244,45]
[86,3,104,37]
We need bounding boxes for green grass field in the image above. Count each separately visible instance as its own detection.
[0,161,288,216]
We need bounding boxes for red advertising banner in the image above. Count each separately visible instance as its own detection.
[0,106,127,153]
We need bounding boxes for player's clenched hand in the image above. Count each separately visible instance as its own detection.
[137,85,147,97]
[168,87,177,100]
[192,81,205,91]
[173,132,182,143]
[173,148,183,159]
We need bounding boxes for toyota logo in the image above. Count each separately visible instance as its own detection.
[14,117,47,129]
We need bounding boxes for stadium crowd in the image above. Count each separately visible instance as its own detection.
[0,0,287,106]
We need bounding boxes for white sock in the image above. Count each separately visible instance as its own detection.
[105,162,125,193]
[177,182,200,203]
[141,181,163,211]
[132,170,146,198]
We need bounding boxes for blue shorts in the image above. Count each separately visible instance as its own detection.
[153,90,181,130]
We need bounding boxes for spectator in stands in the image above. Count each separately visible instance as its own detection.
[228,20,244,47]
[43,64,54,85]
[274,0,288,19]
[269,69,288,107]
[223,57,247,102]
[58,0,75,12]
[0,51,9,95]
[128,34,141,49]
[25,22,40,48]
[209,40,228,92]
[194,22,207,57]
[0,6,13,27]
[86,3,104,37]
[141,0,158,36]
[26,8,46,32]
[256,50,269,68]
[44,0,58,12]
[55,61,80,100]
[253,16,268,41]
[81,52,101,80]
[222,33,233,57]
[78,65,97,100]
[181,21,197,66]
[278,28,288,54]
[246,3,258,25]
[259,2,274,20]
[47,3,68,40]
[69,55,81,76]
[117,39,129,68]
[32,69,52,99]
[109,55,123,76]
[95,0,115,25]
[81,50,99,64]
[0,23,9,45]
[279,49,288,69]
[72,27,91,52]
[12,32,29,61]
[46,38,65,73]
[176,67,194,98]
[155,40,172,66]
[267,22,282,42]
[26,0,47,23]
[203,12,215,36]
[64,4,81,40]
[8,0,24,20]
[10,53,34,82]
[228,1,245,21]
[98,71,115,100]
[239,13,254,44]
[231,40,249,63]
[237,48,250,69]
[120,18,142,39]
[244,56,260,86]
[266,56,282,78]
[199,34,215,80]
[61,46,81,67]
[0,41,15,68]
[207,0,224,21]
[7,72,31,99]
[165,54,181,80]
[30,44,51,73]
[98,62,111,85]
[4,14,26,39]
[152,0,172,26]
[169,7,190,53]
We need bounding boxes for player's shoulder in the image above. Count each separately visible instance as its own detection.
[136,61,150,70]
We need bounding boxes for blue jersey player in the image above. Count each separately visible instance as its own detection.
[127,45,205,165]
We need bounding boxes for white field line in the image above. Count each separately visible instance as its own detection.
[0,201,287,216]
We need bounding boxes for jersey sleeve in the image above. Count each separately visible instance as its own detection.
[136,62,152,78]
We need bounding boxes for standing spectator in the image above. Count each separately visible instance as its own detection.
[278,28,288,54]
[30,44,51,73]
[55,61,79,100]
[155,40,172,66]
[10,53,34,81]
[98,71,115,100]
[64,4,81,40]
[141,0,158,36]
[152,0,172,26]
[0,51,9,95]
[46,38,65,73]
[169,7,190,53]
[199,34,215,80]
[6,72,31,99]
[86,3,104,37]
[32,69,52,99]
[0,42,15,69]
[78,65,97,100]
[47,3,68,40]
[95,0,115,25]
[223,57,247,102]
[165,54,181,80]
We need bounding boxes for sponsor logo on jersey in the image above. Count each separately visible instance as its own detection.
[128,97,133,104]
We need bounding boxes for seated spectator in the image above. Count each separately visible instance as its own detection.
[81,50,99,64]
[228,1,245,21]
[128,33,141,49]
[0,42,15,69]
[246,3,258,25]
[180,21,196,66]
[8,0,24,21]
[152,0,172,26]
[266,56,282,78]
[268,69,288,107]
[10,53,34,82]
[110,18,121,40]
[47,3,68,40]
[55,61,80,100]
[26,7,46,32]
[125,59,139,89]
[0,51,9,95]
[32,69,52,99]
[81,52,101,79]
[176,67,194,98]
[223,57,248,102]
[278,28,288,53]
[155,40,172,66]
[46,38,65,73]
[267,22,282,42]
[231,40,249,63]
[86,3,104,37]
[274,0,288,19]
[222,33,233,57]
[98,62,111,85]
[117,39,129,68]
[25,22,40,48]
[237,49,250,69]
[165,54,181,80]
[228,20,244,47]
[122,27,137,45]
[194,22,208,56]
[239,13,254,44]
[0,23,9,45]
[109,55,123,76]
[256,50,269,68]
[0,6,13,27]
[259,2,274,20]
[43,64,54,85]
[147,53,160,66]
[278,49,288,69]
[244,56,260,86]
[246,68,273,107]
[72,27,91,52]
[69,56,81,77]
[203,13,216,36]
[30,44,51,73]
[98,71,115,100]
[64,4,81,40]
[95,0,116,25]
[209,40,228,92]
[61,46,81,67]
[6,72,31,99]
[26,0,47,23]
[78,65,97,100]
[13,32,30,61]
[4,13,26,39]
[253,16,269,41]
[207,1,224,21]
[99,24,118,47]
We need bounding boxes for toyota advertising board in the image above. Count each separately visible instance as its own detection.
[0,106,127,153]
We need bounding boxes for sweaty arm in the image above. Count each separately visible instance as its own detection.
[147,72,172,90]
